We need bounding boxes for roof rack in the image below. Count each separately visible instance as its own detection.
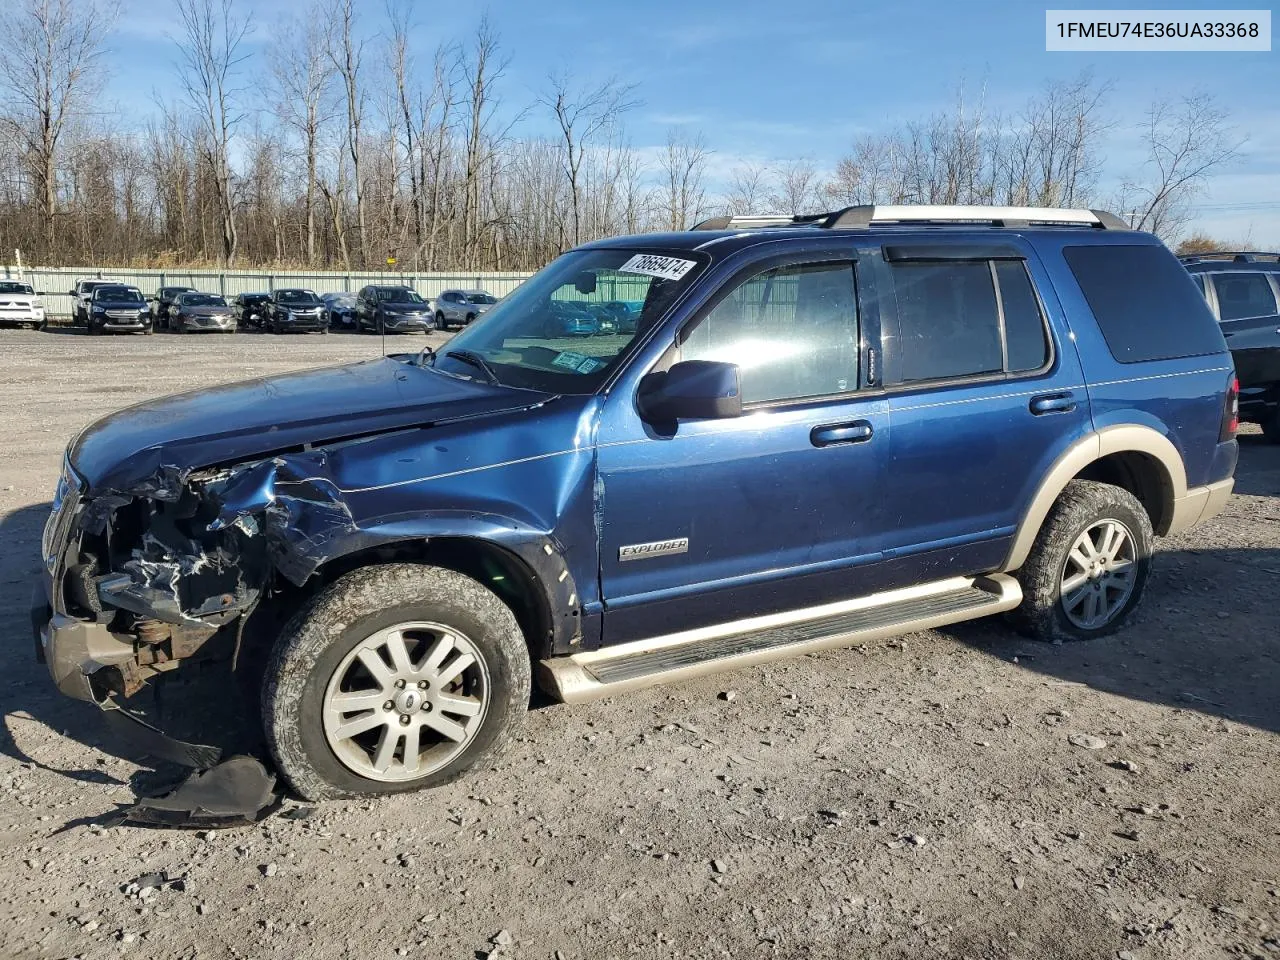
[691,205,1129,232]
[1178,251,1280,264]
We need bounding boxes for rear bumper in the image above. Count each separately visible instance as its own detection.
[1166,477,1235,537]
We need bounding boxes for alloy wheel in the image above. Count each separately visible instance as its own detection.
[1059,518,1138,630]
[321,621,489,782]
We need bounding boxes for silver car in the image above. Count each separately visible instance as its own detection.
[433,289,498,331]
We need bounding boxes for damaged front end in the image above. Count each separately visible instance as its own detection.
[36,448,355,763]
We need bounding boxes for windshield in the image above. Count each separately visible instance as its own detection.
[95,286,144,302]
[0,282,34,295]
[181,294,227,307]
[464,292,498,304]
[432,248,705,393]
[377,288,424,304]
[277,289,321,305]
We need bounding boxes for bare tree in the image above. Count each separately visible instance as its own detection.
[0,0,118,258]
[173,0,249,265]
[770,157,822,214]
[1116,93,1241,239]
[725,162,770,214]
[459,17,508,268]
[272,1,334,265]
[539,73,637,247]
[658,129,710,230]
[326,0,368,266]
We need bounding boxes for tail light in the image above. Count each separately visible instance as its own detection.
[1220,374,1239,442]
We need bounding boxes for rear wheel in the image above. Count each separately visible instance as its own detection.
[1261,405,1280,444]
[435,311,446,331]
[262,563,530,800]
[1009,480,1153,642]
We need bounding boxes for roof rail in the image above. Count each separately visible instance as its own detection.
[690,205,1128,232]
[1178,251,1280,264]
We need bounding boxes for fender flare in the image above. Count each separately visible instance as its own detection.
[1002,425,1187,571]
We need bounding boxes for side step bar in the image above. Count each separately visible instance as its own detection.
[540,574,1022,703]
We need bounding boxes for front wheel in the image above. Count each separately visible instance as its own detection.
[435,311,446,331]
[262,563,530,800]
[1261,405,1280,444]
[1009,480,1153,642]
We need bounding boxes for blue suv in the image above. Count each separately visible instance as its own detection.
[34,205,1238,800]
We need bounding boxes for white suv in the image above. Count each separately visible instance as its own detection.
[0,280,45,329]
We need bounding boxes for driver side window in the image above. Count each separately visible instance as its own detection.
[678,261,860,404]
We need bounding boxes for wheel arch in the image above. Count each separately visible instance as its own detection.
[302,529,579,662]
[1003,425,1187,571]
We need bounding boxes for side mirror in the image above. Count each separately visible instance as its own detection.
[68,290,76,296]
[638,360,742,423]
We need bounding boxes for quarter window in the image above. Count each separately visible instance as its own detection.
[680,261,859,404]
[891,260,1048,383]
[1211,272,1278,321]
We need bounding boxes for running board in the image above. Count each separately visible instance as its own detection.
[539,574,1021,703]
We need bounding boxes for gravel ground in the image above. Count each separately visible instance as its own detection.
[0,327,1277,960]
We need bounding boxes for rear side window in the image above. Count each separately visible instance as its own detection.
[1063,245,1225,363]
[1211,272,1278,321]
[890,260,1049,383]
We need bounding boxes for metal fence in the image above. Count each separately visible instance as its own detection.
[1,266,535,317]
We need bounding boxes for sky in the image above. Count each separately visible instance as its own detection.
[110,0,1279,244]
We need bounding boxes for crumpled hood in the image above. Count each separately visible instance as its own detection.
[70,357,551,496]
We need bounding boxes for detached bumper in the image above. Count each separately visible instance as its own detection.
[31,580,225,768]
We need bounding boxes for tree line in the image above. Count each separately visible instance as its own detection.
[0,0,1241,271]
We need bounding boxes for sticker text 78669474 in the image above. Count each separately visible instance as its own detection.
[617,254,697,282]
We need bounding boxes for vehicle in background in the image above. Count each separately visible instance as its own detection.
[433,289,498,331]
[70,279,126,325]
[0,280,45,329]
[322,292,358,329]
[151,286,197,330]
[355,285,432,334]
[34,205,1238,802]
[232,292,272,329]
[1181,252,1280,442]
[169,292,235,334]
[86,284,153,336]
[266,289,328,334]
[542,300,601,337]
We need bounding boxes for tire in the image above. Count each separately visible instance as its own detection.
[1008,479,1154,643]
[262,563,530,800]
[435,311,446,331]
[1261,405,1280,444]
[465,313,475,325]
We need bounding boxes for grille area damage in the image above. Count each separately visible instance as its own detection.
[63,451,357,704]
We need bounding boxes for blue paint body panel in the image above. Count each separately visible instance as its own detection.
[60,222,1236,660]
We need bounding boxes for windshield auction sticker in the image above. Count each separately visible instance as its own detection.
[618,254,697,282]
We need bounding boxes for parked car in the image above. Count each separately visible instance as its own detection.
[434,289,498,330]
[542,300,601,337]
[232,292,272,329]
[322,292,358,329]
[86,284,153,335]
[70,278,126,325]
[151,286,197,330]
[0,280,45,329]
[355,285,432,333]
[169,292,235,334]
[1181,252,1280,441]
[34,205,1238,802]
[266,288,328,334]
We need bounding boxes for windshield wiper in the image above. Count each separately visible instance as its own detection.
[445,349,500,384]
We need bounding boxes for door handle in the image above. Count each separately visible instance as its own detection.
[811,421,874,447]
[1029,392,1077,415]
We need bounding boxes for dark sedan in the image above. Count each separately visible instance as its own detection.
[322,292,358,330]
[233,292,272,328]
[266,289,329,334]
[170,292,235,334]
[151,285,196,330]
